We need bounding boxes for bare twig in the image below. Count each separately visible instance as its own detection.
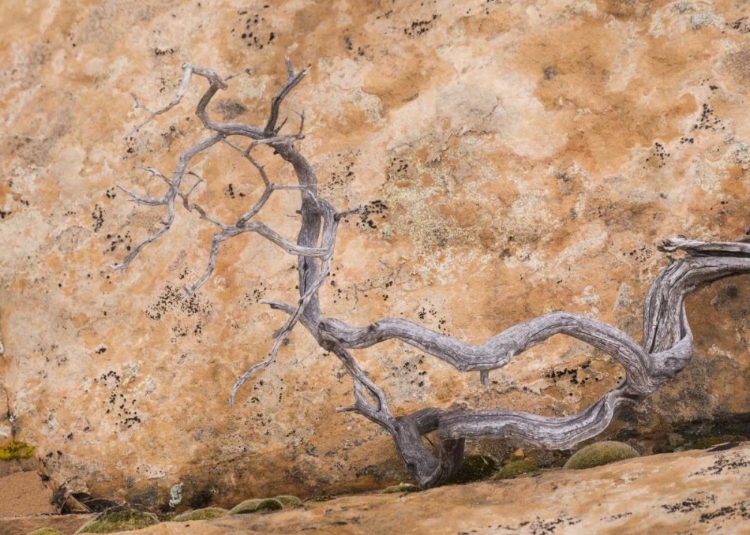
[110,133,224,273]
[126,64,195,137]
[264,58,311,136]
[229,268,328,407]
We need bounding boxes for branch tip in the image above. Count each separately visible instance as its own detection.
[480,370,490,388]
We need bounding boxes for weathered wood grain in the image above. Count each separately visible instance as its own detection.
[117,63,750,488]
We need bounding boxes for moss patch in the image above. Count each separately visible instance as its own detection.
[564,441,639,470]
[449,455,498,484]
[0,441,35,461]
[75,506,159,533]
[688,435,747,450]
[170,507,228,521]
[494,459,538,480]
[229,498,284,515]
[381,483,422,494]
[27,529,66,535]
[272,495,302,507]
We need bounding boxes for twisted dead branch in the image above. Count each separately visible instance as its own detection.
[115,61,750,488]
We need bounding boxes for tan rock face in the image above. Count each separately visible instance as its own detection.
[0,0,749,507]
[0,471,55,517]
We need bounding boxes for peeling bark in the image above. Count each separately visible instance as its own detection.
[116,62,750,488]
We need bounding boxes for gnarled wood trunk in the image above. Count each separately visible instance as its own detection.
[116,62,750,488]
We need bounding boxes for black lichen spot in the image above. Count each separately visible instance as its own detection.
[237,12,274,50]
[355,200,388,231]
[145,285,181,320]
[98,370,142,429]
[693,102,723,132]
[243,282,266,305]
[96,346,107,354]
[621,245,652,263]
[690,452,750,477]
[154,47,176,56]
[404,14,439,37]
[699,500,750,524]
[661,495,716,514]
[91,204,104,232]
[105,231,132,254]
[544,361,594,387]
[525,515,582,534]
[645,142,670,168]
[729,17,750,33]
[145,284,212,321]
[601,512,633,522]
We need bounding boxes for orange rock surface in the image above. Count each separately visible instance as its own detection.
[0,0,749,506]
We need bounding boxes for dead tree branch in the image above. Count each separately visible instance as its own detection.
[116,60,750,489]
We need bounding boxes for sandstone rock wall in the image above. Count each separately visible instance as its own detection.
[1,0,749,507]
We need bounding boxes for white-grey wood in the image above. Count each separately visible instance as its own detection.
[116,62,750,488]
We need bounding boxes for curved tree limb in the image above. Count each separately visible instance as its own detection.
[117,60,750,490]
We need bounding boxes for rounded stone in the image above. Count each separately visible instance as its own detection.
[228,498,284,515]
[75,506,159,533]
[272,495,303,507]
[493,459,538,480]
[170,507,229,521]
[563,441,639,470]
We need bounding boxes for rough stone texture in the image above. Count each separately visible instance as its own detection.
[122,444,750,534]
[0,515,94,535]
[0,471,56,517]
[1,0,749,505]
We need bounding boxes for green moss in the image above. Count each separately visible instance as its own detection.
[380,483,422,494]
[75,507,159,533]
[170,507,228,521]
[0,441,35,461]
[493,459,538,480]
[652,443,677,454]
[564,441,639,470]
[26,529,66,535]
[688,435,747,450]
[449,455,498,484]
[228,498,284,515]
[272,495,302,507]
